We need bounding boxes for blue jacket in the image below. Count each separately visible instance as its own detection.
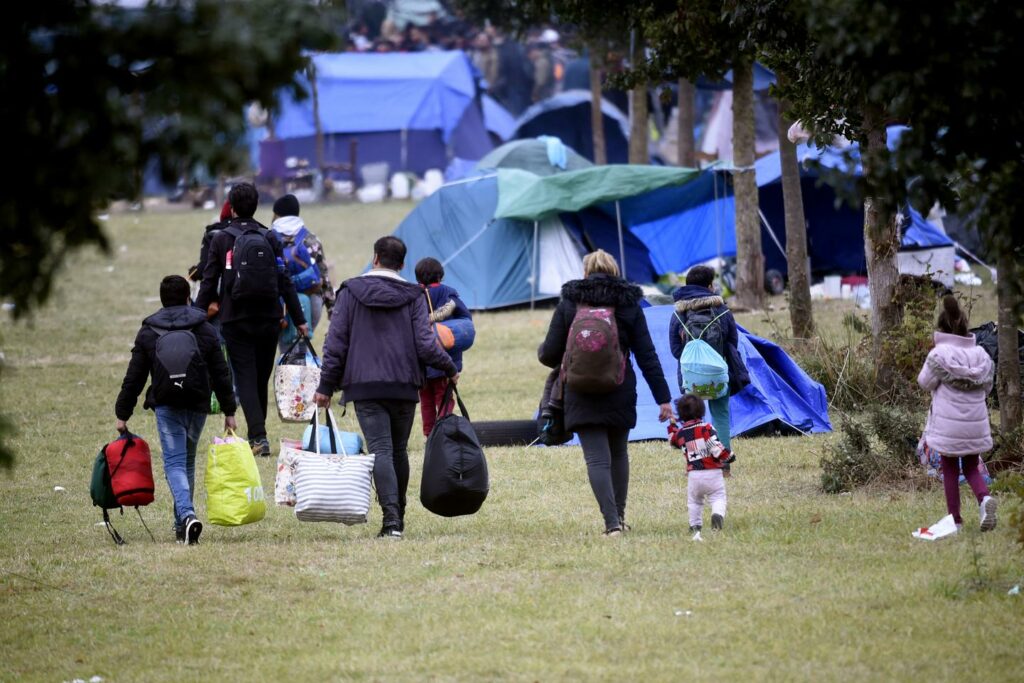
[668,285,750,396]
[423,282,472,379]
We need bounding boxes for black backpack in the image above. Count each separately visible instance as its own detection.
[420,385,489,517]
[149,326,210,405]
[680,307,727,357]
[228,225,279,301]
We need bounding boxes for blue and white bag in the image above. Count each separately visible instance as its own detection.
[677,310,730,399]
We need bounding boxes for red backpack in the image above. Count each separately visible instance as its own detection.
[562,305,626,393]
[90,433,155,544]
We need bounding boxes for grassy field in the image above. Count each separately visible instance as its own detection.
[1,201,1021,682]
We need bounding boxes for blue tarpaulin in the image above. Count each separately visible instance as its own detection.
[630,306,832,441]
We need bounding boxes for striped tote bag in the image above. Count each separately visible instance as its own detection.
[293,452,376,525]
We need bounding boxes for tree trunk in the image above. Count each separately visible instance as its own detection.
[777,97,814,338]
[628,34,648,164]
[997,250,1022,431]
[589,48,607,166]
[731,57,764,310]
[861,110,902,389]
[677,77,696,168]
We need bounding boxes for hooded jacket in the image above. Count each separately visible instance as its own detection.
[271,215,336,312]
[115,305,236,420]
[316,271,458,403]
[538,274,671,430]
[668,284,750,395]
[918,331,994,455]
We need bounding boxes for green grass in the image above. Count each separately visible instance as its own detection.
[1,203,1022,682]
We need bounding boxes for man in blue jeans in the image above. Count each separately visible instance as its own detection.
[314,236,458,539]
[669,265,750,468]
[116,275,237,544]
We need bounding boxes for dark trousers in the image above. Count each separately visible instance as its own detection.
[577,426,631,531]
[221,319,280,441]
[355,399,417,529]
[940,454,990,524]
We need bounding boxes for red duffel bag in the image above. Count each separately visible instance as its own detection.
[104,432,155,507]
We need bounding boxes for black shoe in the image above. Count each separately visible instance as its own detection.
[175,525,185,544]
[619,520,632,533]
[689,525,702,533]
[249,438,271,458]
[711,514,724,531]
[603,527,623,537]
[184,516,203,545]
[377,526,402,539]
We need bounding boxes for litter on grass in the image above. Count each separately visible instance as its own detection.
[1009,585,1020,596]
[53,486,66,492]
[912,514,959,540]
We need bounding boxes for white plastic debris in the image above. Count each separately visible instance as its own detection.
[90,676,104,683]
[97,213,110,221]
[105,266,115,273]
[53,486,66,492]
[1009,585,1020,596]
[912,514,959,541]
[1,302,15,312]
[674,609,693,617]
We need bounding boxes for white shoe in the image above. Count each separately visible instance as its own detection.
[980,496,998,532]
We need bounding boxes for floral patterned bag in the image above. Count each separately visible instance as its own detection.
[274,336,320,422]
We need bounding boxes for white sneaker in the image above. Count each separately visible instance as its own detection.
[980,496,998,532]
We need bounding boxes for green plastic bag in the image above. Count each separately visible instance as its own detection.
[206,432,266,526]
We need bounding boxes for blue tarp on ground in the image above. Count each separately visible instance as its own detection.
[270,51,492,178]
[630,305,832,441]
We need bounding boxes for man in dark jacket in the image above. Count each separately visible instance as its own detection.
[668,265,750,454]
[116,275,237,545]
[314,236,458,539]
[195,183,307,457]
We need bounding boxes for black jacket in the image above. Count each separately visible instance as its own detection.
[194,217,306,326]
[316,272,457,403]
[538,274,671,430]
[668,285,750,395]
[115,305,237,421]
[188,220,226,282]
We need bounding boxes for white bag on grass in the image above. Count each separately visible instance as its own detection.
[911,514,959,541]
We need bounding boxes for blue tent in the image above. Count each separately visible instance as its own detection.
[629,305,832,441]
[482,94,517,143]
[270,51,492,179]
[512,90,630,164]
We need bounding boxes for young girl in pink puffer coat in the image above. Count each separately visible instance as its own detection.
[918,295,997,532]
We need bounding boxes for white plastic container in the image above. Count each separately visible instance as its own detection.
[823,275,842,299]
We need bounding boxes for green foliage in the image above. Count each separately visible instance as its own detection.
[820,405,925,494]
[0,0,336,319]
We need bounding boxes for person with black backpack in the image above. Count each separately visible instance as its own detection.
[668,265,750,460]
[195,183,308,457]
[115,275,237,544]
[538,249,673,537]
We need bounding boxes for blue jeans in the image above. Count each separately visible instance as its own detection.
[154,406,207,530]
[708,395,731,450]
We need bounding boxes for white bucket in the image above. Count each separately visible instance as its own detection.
[823,275,842,299]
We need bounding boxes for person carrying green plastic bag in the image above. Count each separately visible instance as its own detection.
[207,430,266,526]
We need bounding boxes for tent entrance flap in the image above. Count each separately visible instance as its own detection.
[537,217,583,296]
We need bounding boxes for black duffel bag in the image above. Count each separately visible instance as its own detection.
[420,384,489,517]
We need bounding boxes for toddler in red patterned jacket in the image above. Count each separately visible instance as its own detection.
[667,394,731,534]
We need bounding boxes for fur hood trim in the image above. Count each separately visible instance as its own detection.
[561,275,643,307]
[675,295,725,313]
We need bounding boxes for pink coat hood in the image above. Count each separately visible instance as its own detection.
[918,332,994,455]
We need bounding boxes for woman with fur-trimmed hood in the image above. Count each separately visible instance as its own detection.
[918,295,997,532]
[669,266,750,454]
[538,250,672,537]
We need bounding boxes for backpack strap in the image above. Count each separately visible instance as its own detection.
[102,508,126,546]
[149,325,169,338]
[674,308,729,341]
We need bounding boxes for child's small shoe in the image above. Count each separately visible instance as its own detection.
[711,514,724,531]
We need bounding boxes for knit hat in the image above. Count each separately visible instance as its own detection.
[273,194,300,217]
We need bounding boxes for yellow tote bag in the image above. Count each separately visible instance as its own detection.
[206,431,266,526]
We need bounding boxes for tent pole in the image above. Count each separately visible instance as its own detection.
[401,129,408,171]
[615,200,627,279]
[531,220,539,310]
[310,61,325,172]
[759,208,787,259]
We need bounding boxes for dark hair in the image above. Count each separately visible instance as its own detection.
[937,294,969,336]
[272,193,300,217]
[415,257,444,285]
[228,182,259,218]
[160,275,191,307]
[686,265,715,289]
[676,394,706,422]
[374,235,407,270]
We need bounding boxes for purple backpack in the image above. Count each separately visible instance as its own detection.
[562,306,626,393]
